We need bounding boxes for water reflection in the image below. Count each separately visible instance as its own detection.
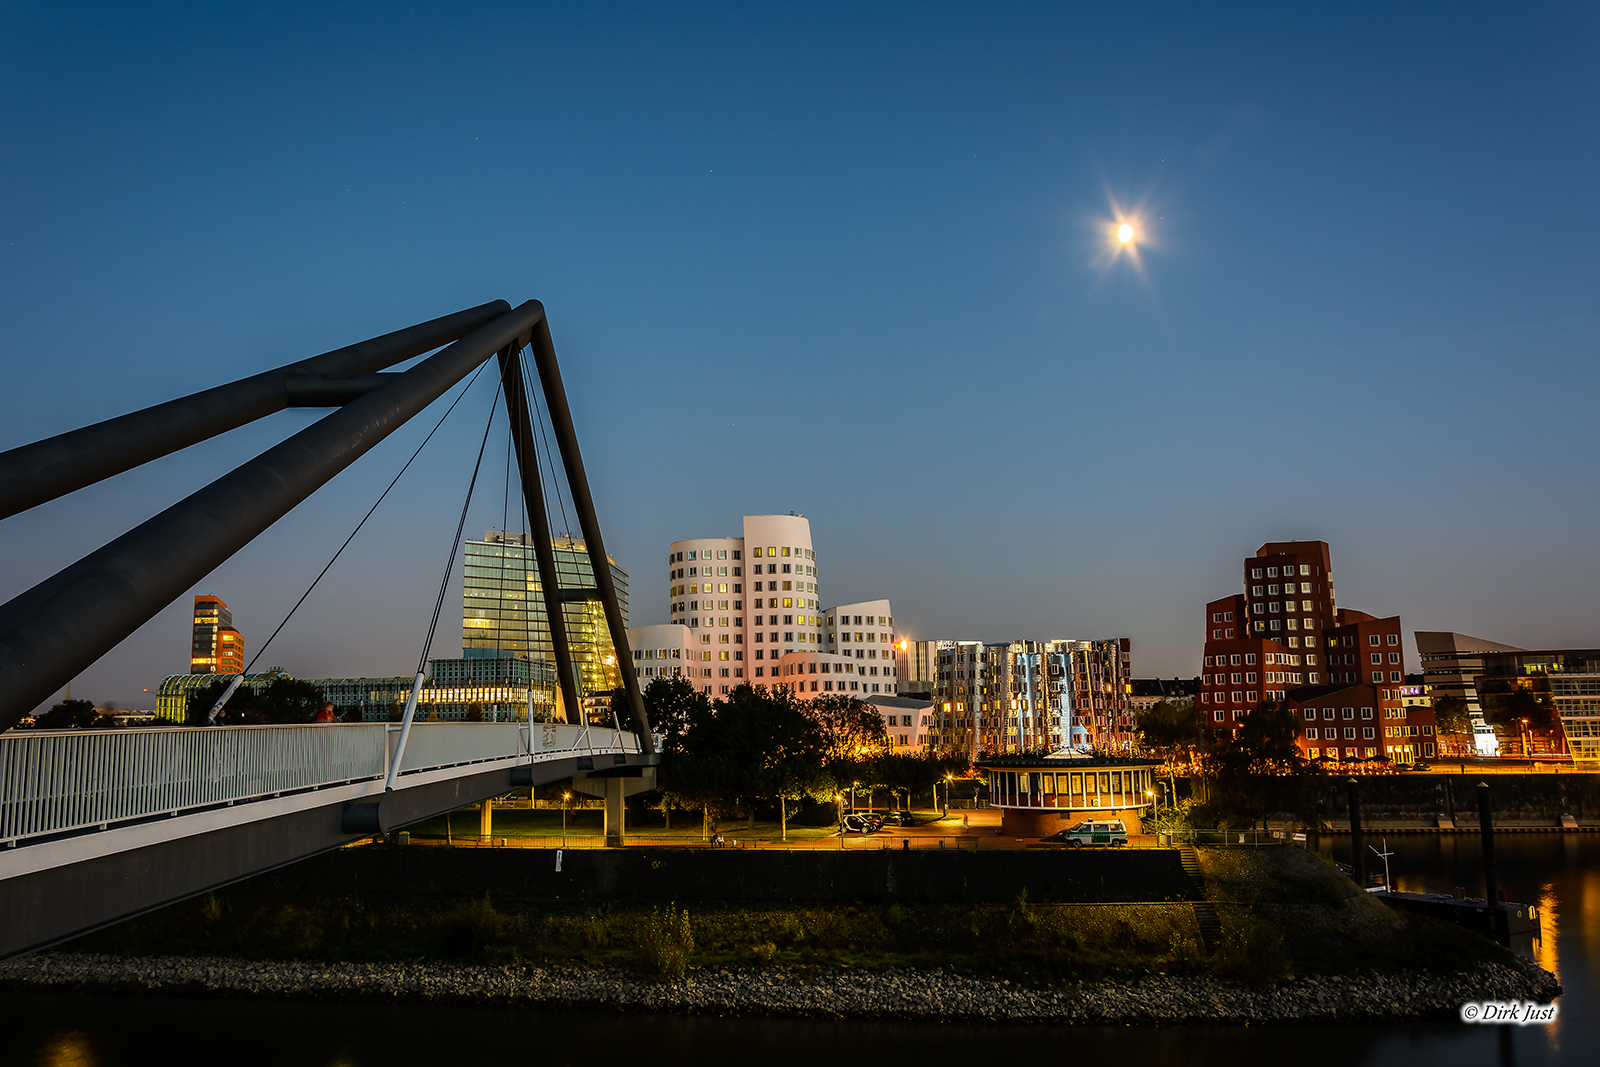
[36,1031,96,1067]
[1536,882,1559,980]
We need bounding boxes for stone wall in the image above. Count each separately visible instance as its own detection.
[248,845,1197,904]
[1316,773,1600,825]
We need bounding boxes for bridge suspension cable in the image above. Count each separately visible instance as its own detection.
[386,374,504,791]
[204,359,496,724]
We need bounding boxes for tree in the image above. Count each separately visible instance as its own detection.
[661,684,832,840]
[805,694,891,761]
[643,676,712,751]
[1432,694,1472,737]
[35,699,103,729]
[1198,700,1324,829]
[1491,686,1557,732]
[865,751,970,811]
[1136,699,1196,763]
[255,678,327,724]
[184,677,327,725]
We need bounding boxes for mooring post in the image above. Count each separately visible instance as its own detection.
[1477,781,1503,942]
[1347,778,1366,889]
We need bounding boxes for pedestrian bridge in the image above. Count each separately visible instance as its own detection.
[0,721,654,959]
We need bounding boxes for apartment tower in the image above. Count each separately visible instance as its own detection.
[189,595,243,675]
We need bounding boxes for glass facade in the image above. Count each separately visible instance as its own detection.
[156,661,556,723]
[462,533,628,699]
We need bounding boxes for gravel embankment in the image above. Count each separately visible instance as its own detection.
[0,953,1561,1024]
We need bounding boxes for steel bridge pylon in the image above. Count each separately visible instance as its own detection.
[0,300,651,747]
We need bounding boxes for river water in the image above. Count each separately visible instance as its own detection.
[4,836,1593,1067]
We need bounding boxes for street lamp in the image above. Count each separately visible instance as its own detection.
[836,793,845,850]
[562,790,571,846]
[943,773,953,817]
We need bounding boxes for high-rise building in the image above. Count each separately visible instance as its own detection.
[896,639,938,700]
[931,637,1132,758]
[661,514,896,698]
[189,595,243,675]
[1197,540,1428,764]
[462,531,628,701]
[1200,542,1337,738]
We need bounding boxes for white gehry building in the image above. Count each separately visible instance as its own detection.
[654,514,897,698]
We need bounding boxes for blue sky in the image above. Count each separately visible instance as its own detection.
[2,2,1597,709]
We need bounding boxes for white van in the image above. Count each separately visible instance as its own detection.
[1042,819,1129,847]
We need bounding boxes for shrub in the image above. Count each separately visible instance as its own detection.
[1210,912,1289,984]
[638,904,694,981]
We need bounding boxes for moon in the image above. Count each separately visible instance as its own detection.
[1117,223,1133,243]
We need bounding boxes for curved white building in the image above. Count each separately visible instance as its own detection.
[823,598,897,695]
[663,514,841,697]
[627,623,697,686]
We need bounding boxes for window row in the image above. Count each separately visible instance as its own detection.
[672,601,741,613]
[754,581,812,592]
[1250,565,1315,579]
[1303,706,1375,720]
[752,546,814,559]
[1252,583,1314,596]
[1305,726,1376,740]
[672,549,741,562]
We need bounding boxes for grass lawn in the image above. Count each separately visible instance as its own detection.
[404,806,952,845]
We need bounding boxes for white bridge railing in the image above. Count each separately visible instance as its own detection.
[1,721,632,847]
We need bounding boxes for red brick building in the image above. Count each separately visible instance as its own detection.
[1198,541,1430,763]
[1200,541,1337,743]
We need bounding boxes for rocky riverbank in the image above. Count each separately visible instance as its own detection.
[0,952,1560,1024]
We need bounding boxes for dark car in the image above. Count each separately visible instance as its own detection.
[886,811,916,827]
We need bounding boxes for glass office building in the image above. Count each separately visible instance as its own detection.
[157,661,556,723]
[462,531,628,701]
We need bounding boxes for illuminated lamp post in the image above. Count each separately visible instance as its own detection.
[836,793,845,850]
[562,790,571,847]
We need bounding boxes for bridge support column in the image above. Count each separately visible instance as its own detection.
[604,778,624,847]
[479,800,493,841]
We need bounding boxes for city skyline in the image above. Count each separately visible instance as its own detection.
[2,5,1597,710]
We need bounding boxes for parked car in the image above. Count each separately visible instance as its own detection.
[886,811,916,827]
[1042,819,1128,847]
[841,813,880,833]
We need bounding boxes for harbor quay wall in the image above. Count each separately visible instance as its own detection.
[1313,773,1600,825]
[1169,772,1600,825]
[245,846,1198,905]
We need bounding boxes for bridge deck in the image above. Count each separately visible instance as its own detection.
[0,721,647,958]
